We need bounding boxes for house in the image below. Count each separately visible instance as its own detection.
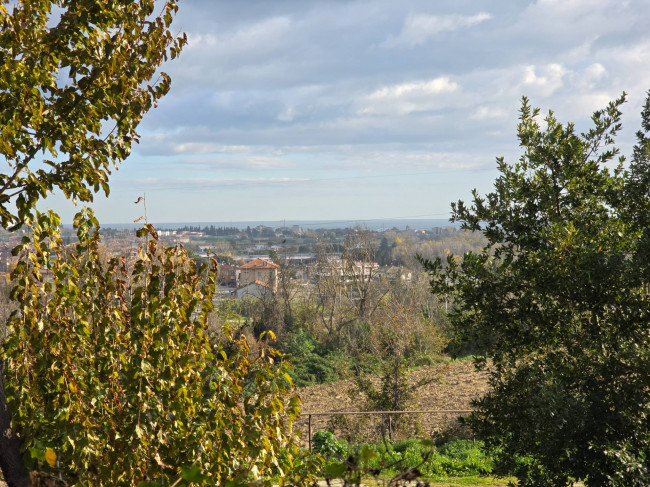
[309,256,378,282]
[234,280,275,299]
[218,263,239,287]
[238,258,279,290]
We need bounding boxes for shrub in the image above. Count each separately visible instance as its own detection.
[312,431,347,460]
[3,210,315,485]
[326,438,492,480]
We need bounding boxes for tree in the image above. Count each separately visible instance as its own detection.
[311,226,385,349]
[3,210,311,486]
[0,0,186,228]
[0,3,185,483]
[354,292,446,440]
[421,92,650,486]
[376,236,393,266]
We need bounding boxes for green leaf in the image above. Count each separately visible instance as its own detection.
[360,444,377,462]
[324,462,347,478]
[180,464,208,482]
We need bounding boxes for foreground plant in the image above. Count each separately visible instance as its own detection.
[422,92,650,486]
[0,0,186,229]
[3,209,314,486]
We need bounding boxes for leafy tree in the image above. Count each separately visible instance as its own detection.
[421,92,650,486]
[376,236,393,266]
[0,2,185,483]
[354,296,445,440]
[0,0,186,229]
[3,209,312,486]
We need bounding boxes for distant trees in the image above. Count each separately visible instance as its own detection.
[311,226,385,348]
[376,236,394,266]
[422,92,650,486]
[168,225,241,236]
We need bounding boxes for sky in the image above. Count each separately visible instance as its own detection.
[45,0,650,224]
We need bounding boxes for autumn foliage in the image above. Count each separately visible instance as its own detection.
[3,209,312,485]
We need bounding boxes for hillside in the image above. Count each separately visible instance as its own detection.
[296,359,490,442]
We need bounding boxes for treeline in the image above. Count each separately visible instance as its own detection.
[168,224,241,236]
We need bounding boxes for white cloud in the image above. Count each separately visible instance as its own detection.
[358,77,459,115]
[520,64,567,97]
[469,106,508,121]
[367,77,458,100]
[575,63,607,89]
[346,150,489,170]
[526,0,615,19]
[187,16,291,57]
[382,12,492,48]
[172,143,253,155]
[277,106,297,122]
[119,176,311,192]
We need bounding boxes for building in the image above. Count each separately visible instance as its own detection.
[238,258,279,290]
[234,280,275,299]
[218,263,239,287]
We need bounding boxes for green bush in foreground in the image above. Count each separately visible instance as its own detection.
[312,431,348,460]
[320,434,492,483]
[3,210,317,485]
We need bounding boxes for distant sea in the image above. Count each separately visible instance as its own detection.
[98,218,457,232]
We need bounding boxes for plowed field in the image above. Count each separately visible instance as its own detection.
[296,359,490,442]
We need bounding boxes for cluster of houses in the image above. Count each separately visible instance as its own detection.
[216,255,395,301]
[218,258,281,299]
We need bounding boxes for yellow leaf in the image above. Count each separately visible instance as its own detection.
[45,448,56,467]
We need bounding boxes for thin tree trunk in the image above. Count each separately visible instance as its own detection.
[0,364,30,487]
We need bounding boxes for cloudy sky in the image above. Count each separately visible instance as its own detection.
[47,0,650,224]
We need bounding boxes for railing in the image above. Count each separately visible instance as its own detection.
[302,409,472,451]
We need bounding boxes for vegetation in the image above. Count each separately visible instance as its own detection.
[0,0,186,229]
[0,1,190,484]
[13,1,645,486]
[4,209,316,485]
[422,92,650,486]
[316,434,493,484]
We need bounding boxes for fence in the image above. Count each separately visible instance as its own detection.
[301,409,472,451]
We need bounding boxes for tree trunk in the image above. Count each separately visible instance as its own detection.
[0,364,30,487]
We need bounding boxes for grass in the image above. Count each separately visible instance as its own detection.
[426,477,512,486]
[315,437,501,485]
[357,476,512,487]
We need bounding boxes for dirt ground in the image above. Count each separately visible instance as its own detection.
[296,359,490,443]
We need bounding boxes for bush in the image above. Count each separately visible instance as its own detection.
[279,330,350,386]
[312,431,347,460]
[325,437,492,480]
[3,210,316,486]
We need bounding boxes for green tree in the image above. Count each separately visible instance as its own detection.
[421,92,650,486]
[354,294,446,440]
[0,2,185,483]
[3,209,312,486]
[0,0,186,229]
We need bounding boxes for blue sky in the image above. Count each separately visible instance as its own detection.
[45,0,650,224]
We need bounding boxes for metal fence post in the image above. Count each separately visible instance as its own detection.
[308,414,312,452]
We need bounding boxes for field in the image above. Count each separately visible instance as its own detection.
[296,359,490,441]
